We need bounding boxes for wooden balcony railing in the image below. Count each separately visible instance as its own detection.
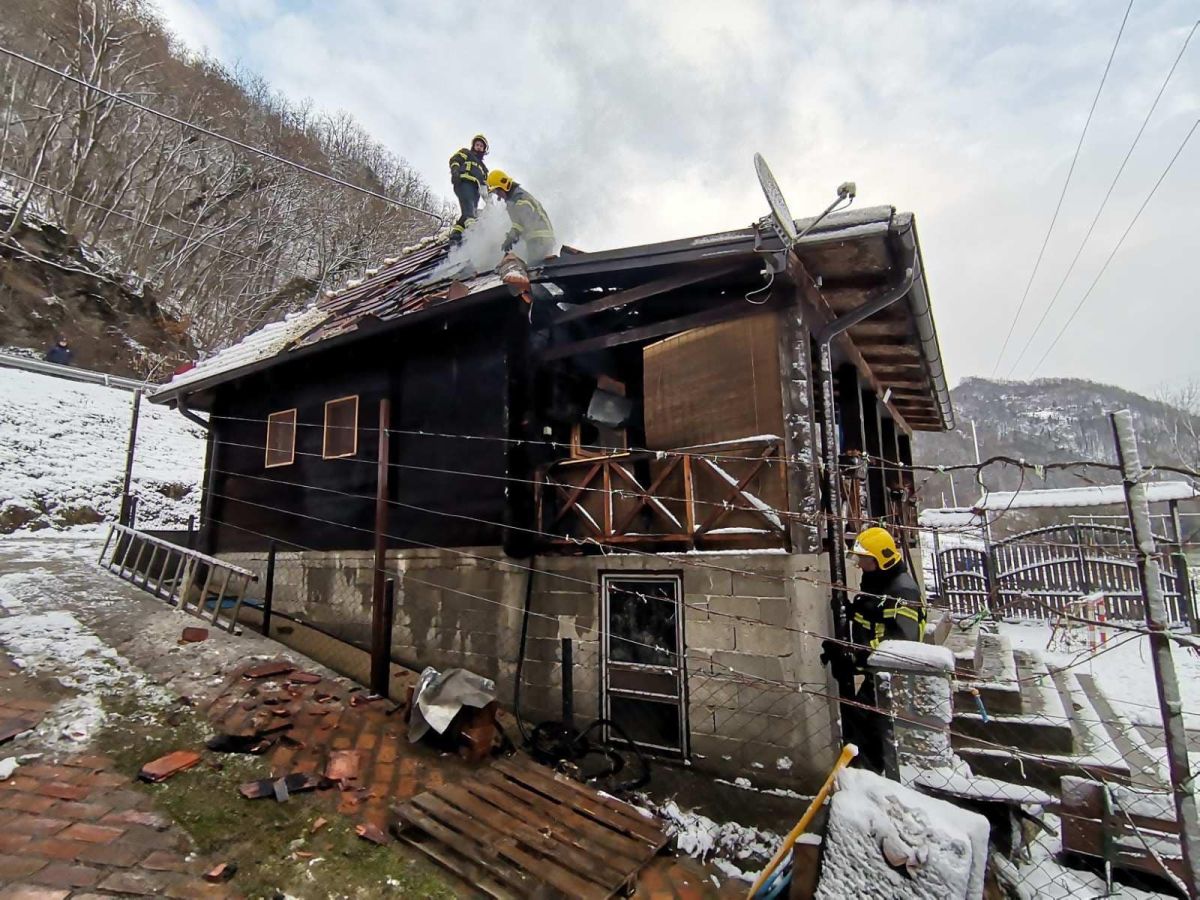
[536,437,790,552]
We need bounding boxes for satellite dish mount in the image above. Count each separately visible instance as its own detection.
[753,153,857,271]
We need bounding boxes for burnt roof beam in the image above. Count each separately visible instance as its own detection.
[552,261,745,325]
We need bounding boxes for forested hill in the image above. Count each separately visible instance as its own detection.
[913,376,1200,506]
[0,0,443,373]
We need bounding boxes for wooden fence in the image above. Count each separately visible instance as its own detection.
[933,524,1196,624]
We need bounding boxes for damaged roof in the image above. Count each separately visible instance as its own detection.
[150,205,953,432]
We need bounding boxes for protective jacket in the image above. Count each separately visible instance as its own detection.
[449,147,488,188]
[501,185,554,253]
[848,562,925,667]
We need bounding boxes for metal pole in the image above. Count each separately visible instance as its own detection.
[1110,409,1200,896]
[1170,501,1199,635]
[370,398,391,697]
[262,542,276,637]
[119,389,142,526]
[561,637,575,729]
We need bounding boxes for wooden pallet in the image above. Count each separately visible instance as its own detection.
[393,757,669,898]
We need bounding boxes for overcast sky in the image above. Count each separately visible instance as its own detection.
[153,0,1198,396]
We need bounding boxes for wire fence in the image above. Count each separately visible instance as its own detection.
[89,404,1200,896]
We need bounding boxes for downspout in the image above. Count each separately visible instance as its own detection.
[812,243,917,696]
[178,396,217,555]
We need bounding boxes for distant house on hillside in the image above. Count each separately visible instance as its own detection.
[149,205,953,784]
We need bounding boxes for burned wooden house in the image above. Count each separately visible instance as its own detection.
[150,205,953,785]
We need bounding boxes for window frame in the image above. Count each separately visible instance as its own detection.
[322,395,360,460]
[264,408,297,469]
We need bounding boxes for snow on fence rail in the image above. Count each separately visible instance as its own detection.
[0,350,149,392]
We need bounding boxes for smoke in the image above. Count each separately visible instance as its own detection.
[424,198,510,282]
[424,194,560,283]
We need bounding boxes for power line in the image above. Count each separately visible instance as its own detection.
[0,43,444,223]
[1031,117,1198,374]
[1007,17,1199,375]
[991,0,1135,374]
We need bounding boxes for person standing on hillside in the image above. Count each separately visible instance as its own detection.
[45,335,73,366]
[448,134,489,246]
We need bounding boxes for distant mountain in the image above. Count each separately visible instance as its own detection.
[913,377,1199,523]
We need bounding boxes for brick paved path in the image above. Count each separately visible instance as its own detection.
[0,753,234,899]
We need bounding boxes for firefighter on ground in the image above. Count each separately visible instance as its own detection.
[448,134,489,245]
[821,526,927,771]
[485,169,556,263]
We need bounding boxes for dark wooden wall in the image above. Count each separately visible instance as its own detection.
[206,306,516,553]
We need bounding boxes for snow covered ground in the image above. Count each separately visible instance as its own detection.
[999,619,1200,731]
[0,367,204,532]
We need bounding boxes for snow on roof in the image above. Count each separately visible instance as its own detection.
[974,481,1199,511]
[918,508,984,528]
[152,306,328,399]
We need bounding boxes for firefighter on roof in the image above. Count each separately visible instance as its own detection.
[822,525,927,771]
[448,134,489,245]
[486,169,556,263]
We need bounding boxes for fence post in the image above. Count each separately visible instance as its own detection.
[983,542,1002,620]
[1111,409,1200,896]
[1170,500,1198,635]
[127,495,138,531]
[119,389,142,526]
[186,515,196,550]
[261,542,276,637]
[1070,524,1091,595]
[561,637,575,729]
[370,398,392,698]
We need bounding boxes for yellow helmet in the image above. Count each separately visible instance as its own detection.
[472,133,489,153]
[487,169,514,193]
[851,526,901,570]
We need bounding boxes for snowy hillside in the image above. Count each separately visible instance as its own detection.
[914,378,1200,529]
[0,367,204,532]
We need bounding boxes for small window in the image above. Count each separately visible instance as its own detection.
[265,409,296,468]
[323,395,359,459]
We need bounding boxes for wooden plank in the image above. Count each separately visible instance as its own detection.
[407,795,539,894]
[495,759,666,847]
[549,464,602,527]
[477,769,647,866]
[395,834,510,900]
[610,458,682,536]
[552,262,743,325]
[463,780,628,888]
[539,301,772,362]
[397,803,528,897]
[437,783,608,899]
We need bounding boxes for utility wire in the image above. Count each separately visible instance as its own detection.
[992,0,1135,374]
[0,43,444,222]
[1007,17,1199,375]
[1031,117,1199,374]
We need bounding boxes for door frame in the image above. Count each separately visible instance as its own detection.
[598,570,689,759]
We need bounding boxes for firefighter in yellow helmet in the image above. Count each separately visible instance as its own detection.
[486,169,556,263]
[823,526,926,772]
[448,134,489,245]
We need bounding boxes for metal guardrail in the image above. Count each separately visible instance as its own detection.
[0,350,153,392]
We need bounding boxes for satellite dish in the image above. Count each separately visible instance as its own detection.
[754,153,798,244]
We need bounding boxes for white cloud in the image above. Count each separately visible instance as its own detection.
[148,0,1200,395]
